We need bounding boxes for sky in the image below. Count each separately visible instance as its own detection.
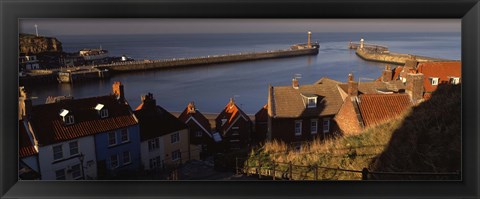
[19,19,460,36]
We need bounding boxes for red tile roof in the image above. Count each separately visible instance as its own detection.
[416,61,461,94]
[358,94,412,127]
[134,103,187,142]
[178,102,212,135]
[19,121,37,158]
[216,98,251,133]
[30,95,138,146]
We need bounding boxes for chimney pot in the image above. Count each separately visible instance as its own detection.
[292,78,299,89]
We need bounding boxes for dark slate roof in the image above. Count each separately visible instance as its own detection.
[134,104,188,142]
[19,121,37,158]
[30,95,138,146]
[178,104,212,135]
[358,94,412,127]
[270,79,343,118]
[216,99,251,133]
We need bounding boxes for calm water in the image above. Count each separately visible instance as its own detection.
[28,32,461,114]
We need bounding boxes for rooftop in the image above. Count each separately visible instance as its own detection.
[30,95,137,146]
[134,100,187,142]
[216,98,251,133]
[358,94,412,127]
[270,77,343,118]
[19,121,37,158]
[178,102,212,136]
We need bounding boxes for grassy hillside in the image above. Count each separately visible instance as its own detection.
[245,84,461,180]
[369,84,461,180]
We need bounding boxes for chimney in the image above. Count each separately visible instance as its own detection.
[347,73,358,96]
[406,73,424,103]
[18,87,32,120]
[382,65,393,82]
[187,102,196,113]
[112,81,125,103]
[292,78,299,89]
[141,92,156,109]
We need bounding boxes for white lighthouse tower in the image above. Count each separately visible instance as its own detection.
[307,31,312,48]
[360,38,365,49]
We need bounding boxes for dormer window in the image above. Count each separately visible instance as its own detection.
[430,77,439,86]
[301,93,318,108]
[59,109,74,125]
[449,77,460,85]
[95,104,108,118]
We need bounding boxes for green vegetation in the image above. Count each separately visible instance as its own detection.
[245,84,461,180]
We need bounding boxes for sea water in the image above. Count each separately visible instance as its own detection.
[28,32,461,114]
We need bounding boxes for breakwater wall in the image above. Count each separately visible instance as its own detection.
[355,48,453,65]
[100,47,319,72]
[19,73,58,85]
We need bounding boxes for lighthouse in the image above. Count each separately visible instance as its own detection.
[307,31,312,48]
[360,38,365,49]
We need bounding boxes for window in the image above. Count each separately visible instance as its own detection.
[120,129,129,143]
[172,150,181,161]
[171,132,180,143]
[323,119,330,133]
[69,141,79,156]
[53,145,63,160]
[307,98,317,108]
[110,154,119,169]
[430,77,439,85]
[295,120,302,136]
[311,119,318,134]
[148,138,160,152]
[71,164,81,179]
[100,109,109,118]
[450,77,460,85]
[55,169,66,180]
[123,151,131,165]
[65,115,75,125]
[149,156,161,169]
[108,132,116,146]
[195,131,203,137]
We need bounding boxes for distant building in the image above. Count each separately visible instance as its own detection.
[79,48,109,61]
[20,82,141,180]
[178,102,216,157]
[134,93,193,171]
[416,61,461,99]
[215,98,252,151]
[267,77,344,146]
[389,60,461,100]
[19,53,40,71]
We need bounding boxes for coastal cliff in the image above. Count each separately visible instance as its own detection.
[19,33,63,54]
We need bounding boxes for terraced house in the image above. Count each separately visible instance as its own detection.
[19,82,141,180]
[215,98,252,151]
[134,93,192,171]
[266,77,344,145]
[178,102,216,157]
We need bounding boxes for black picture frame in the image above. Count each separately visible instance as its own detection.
[1,0,479,198]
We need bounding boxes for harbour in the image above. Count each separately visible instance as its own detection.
[24,32,461,114]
